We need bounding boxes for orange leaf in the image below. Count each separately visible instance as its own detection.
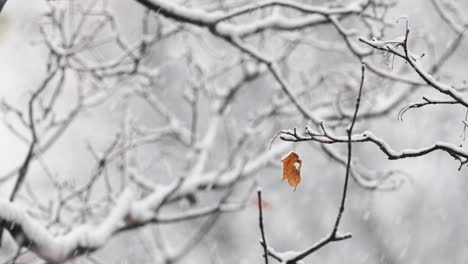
[281,151,302,190]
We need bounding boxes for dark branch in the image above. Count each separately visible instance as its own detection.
[257,189,269,264]
[284,63,366,264]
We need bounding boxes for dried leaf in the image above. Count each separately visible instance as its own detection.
[281,151,302,190]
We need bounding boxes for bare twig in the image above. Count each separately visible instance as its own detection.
[257,189,269,264]
[270,63,366,264]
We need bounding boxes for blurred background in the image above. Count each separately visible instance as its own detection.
[1,0,468,263]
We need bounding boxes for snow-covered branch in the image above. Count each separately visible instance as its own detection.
[0,141,288,263]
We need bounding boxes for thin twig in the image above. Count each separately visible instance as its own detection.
[286,63,365,264]
[257,189,269,264]
[332,63,365,235]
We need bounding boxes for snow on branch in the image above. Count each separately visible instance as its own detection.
[0,140,289,263]
[280,124,468,168]
[359,24,468,108]
[0,189,135,262]
[132,0,394,128]
[135,0,370,34]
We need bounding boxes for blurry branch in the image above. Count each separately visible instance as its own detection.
[2,7,293,247]
[0,0,295,255]
[0,0,162,252]
[0,1,130,185]
[328,15,372,59]
[363,60,426,86]
[0,63,61,247]
[398,96,460,121]
[0,142,288,263]
[320,144,406,191]
[431,0,467,34]
[8,67,60,202]
[135,0,374,37]
[132,0,393,125]
[165,167,255,264]
[0,0,6,13]
[225,37,321,125]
